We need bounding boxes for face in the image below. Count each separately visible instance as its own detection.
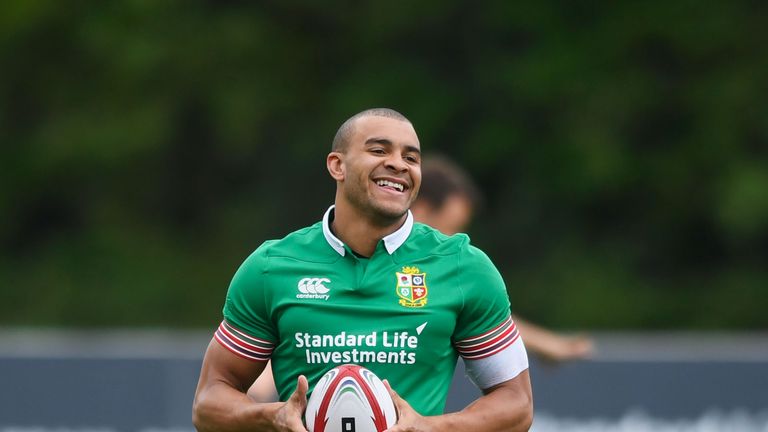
[329,116,422,224]
[430,195,473,235]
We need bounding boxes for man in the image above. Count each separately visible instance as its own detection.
[248,154,592,404]
[192,108,533,432]
[411,156,594,362]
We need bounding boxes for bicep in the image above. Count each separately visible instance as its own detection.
[196,337,268,395]
[481,369,532,398]
[480,370,533,427]
[192,338,276,431]
[456,370,533,432]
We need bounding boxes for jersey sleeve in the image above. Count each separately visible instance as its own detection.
[453,242,515,349]
[215,244,276,362]
[453,242,528,388]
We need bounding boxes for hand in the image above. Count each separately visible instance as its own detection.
[383,380,432,432]
[514,318,594,363]
[539,334,594,362]
[271,375,309,432]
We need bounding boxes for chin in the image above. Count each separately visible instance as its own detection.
[368,203,409,224]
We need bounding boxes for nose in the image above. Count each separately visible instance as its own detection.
[384,153,408,172]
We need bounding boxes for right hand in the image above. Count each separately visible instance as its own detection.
[271,375,309,431]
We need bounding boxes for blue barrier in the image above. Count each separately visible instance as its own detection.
[1,330,766,431]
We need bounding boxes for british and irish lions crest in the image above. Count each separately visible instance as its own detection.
[396,266,428,308]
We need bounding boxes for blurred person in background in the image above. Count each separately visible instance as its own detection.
[248,154,593,403]
[411,155,594,362]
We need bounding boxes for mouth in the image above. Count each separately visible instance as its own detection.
[374,178,408,193]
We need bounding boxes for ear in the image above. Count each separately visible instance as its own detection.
[327,152,345,181]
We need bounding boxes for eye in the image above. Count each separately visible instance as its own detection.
[370,147,387,155]
[404,154,420,164]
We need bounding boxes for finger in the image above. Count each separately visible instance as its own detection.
[382,379,407,420]
[382,399,401,432]
[382,379,401,406]
[291,375,309,407]
[280,377,309,431]
[382,379,400,401]
[296,375,309,396]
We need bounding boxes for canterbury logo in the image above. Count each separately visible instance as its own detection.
[297,278,331,300]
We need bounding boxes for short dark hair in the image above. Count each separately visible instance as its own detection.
[332,108,411,152]
[418,154,483,212]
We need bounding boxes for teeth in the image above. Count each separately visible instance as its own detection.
[377,180,404,191]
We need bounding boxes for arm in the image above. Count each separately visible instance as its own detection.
[514,316,594,362]
[386,370,533,432]
[192,338,308,432]
[248,360,279,402]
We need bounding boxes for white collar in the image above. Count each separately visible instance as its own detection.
[322,205,414,256]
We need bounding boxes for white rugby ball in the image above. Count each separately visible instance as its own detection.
[305,364,397,432]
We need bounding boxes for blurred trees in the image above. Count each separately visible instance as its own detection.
[1,1,766,329]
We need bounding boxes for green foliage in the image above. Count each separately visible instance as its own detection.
[1,1,766,329]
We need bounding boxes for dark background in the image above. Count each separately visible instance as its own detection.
[2,1,767,330]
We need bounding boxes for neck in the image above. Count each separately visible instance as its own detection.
[331,200,407,257]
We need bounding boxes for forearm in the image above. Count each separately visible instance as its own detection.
[388,371,533,432]
[431,383,533,432]
[193,382,280,432]
[515,316,593,361]
[515,318,560,353]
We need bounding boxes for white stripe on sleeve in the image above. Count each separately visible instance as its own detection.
[463,335,529,390]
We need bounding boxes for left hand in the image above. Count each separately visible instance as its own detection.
[383,380,432,432]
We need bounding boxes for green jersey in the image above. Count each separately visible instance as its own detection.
[215,207,521,415]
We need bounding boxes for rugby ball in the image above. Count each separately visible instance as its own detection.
[305,364,397,432]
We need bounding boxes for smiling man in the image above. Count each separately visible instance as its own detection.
[192,108,533,432]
